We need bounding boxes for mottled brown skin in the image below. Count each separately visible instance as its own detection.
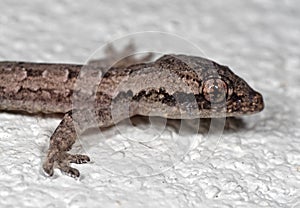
[0,47,264,178]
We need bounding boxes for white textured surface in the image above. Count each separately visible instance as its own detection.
[0,0,300,207]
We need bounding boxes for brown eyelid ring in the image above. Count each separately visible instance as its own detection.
[202,77,233,103]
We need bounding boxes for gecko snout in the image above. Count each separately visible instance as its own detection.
[253,91,264,111]
[227,87,264,116]
[247,90,264,113]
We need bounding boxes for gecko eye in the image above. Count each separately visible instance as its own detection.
[202,78,228,103]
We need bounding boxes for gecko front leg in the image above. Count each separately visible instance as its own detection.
[43,111,90,178]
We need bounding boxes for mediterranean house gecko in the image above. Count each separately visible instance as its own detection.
[0,44,264,178]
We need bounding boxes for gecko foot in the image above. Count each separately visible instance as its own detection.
[43,151,90,178]
[88,42,154,68]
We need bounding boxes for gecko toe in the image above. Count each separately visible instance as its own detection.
[42,162,54,177]
[58,163,80,178]
[67,153,90,164]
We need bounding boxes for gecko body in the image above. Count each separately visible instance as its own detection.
[0,50,264,177]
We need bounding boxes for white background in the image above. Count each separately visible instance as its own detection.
[0,0,299,207]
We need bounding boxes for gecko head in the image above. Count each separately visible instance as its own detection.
[201,64,265,117]
[154,54,264,118]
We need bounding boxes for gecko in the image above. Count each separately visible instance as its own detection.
[0,44,264,178]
